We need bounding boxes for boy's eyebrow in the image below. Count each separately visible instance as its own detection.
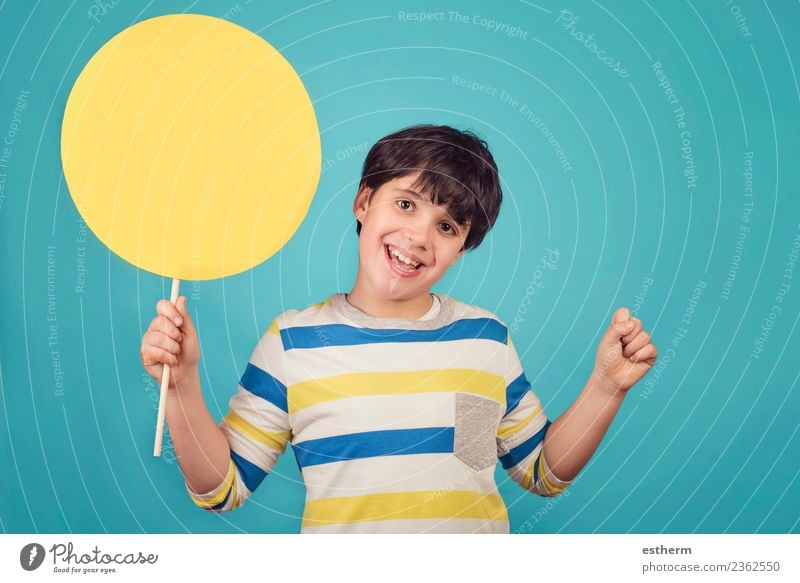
[395,188,432,203]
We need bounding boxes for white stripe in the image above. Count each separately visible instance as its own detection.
[506,443,542,492]
[223,386,289,473]
[301,517,509,534]
[248,323,290,381]
[499,401,549,452]
[502,389,543,424]
[284,338,507,388]
[506,347,523,382]
[536,449,573,494]
[291,392,456,442]
[222,423,280,475]
[228,385,288,431]
[300,453,499,500]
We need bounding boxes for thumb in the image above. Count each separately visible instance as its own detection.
[175,296,196,335]
[601,307,634,346]
[612,306,631,324]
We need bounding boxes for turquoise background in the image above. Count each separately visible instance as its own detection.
[1,0,798,534]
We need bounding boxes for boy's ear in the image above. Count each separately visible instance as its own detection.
[353,184,373,223]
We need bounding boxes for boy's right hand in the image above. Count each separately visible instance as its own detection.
[140,295,201,391]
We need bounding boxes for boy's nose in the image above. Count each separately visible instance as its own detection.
[404,216,434,244]
[400,229,429,254]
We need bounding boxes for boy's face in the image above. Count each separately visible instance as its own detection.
[353,172,470,302]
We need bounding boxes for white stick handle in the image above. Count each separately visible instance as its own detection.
[153,277,181,457]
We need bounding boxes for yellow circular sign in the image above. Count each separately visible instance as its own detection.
[62,14,320,280]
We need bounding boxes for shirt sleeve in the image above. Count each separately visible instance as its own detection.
[495,329,573,497]
[186,317,292,512]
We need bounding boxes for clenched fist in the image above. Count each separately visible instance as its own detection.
[140,295,201,392]
[593,307,658,395]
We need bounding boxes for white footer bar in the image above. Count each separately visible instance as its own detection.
[1,534,797,582]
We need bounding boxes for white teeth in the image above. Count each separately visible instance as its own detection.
[388,246,420,267]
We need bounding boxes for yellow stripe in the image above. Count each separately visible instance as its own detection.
[496,404,543,441]
[267,319,280,336]
[288,369,506,414]
[302,490,508,528]
[223,410,290,452]
[538,453,547,491]
[230,469,237,508]
[522,450,540,490]
[540,454,567,495]
[190,459,235,508]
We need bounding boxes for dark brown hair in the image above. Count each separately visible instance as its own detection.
[355,124,503,251]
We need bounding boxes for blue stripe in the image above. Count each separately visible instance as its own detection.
[209,484,233,511]
[240,362,288,413]
[293,427,455,468]
[532,450,541,486]
[499,420,551,470]
[281,318,507,350]
[505,372,531,416]
[231,450,268,493]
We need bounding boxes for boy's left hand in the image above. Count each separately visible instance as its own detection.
[592,307,658,395]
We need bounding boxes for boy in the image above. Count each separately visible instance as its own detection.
[140,125,657,533]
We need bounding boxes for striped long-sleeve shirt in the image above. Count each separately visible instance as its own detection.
[186,292,572,533]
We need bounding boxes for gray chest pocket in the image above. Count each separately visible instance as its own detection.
[453,393,503,471]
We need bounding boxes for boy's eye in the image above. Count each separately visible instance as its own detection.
[397,199,458,235]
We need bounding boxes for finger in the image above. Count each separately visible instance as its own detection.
[630,343,657,363]
[148,315,183,342]
[146,330,182,355]
[623,330,650,357]
[156,298,183,327]
[622,317,642,345]
[143,345,178,367]
[612,306,631,325]
[622,318,642,344]
[600,317,636,348]
[174,296,196,335]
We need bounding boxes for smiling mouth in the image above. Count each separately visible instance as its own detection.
[384,244,425,274]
